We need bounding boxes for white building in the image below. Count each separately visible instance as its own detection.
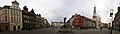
[92,6,101,29]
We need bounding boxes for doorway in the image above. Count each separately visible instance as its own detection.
[13,25,16,31]
[18,25,20,30]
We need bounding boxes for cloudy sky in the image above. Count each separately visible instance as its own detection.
[0,0,120,23]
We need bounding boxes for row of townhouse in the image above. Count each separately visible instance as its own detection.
[0,0,50,32]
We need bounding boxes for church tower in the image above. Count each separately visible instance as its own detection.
[92,6,101,29]
[93,6,97,18]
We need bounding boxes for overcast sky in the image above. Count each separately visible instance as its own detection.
[0,0,120,23]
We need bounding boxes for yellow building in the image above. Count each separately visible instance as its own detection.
[0,0,22,31]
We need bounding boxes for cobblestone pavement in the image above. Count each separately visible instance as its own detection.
[0,28,120,34]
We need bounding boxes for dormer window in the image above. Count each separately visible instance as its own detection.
[14,6,15,8]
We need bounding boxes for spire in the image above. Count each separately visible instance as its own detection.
[93,5,97,18]
[93,5,97,15]
[94,5,96,13]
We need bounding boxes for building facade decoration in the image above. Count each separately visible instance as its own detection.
[0,0,22,31]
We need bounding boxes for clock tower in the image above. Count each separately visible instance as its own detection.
[93,6,97,18]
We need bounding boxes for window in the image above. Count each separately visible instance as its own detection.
[14,17,16,21]
[19,12,21,15]
[24,20,25,22]
[27,16,29,18]
[25,15,26,17]
[14,10,16,15]
[17,17,19,22]
[5,10,7,14]
[24,20,26,23]
[5,16,7,21]
[26,20,27,23]
[19,18,21,22]
[16,11,19,16]
[15,11,17,15]
[16,17,18,21]
[23,15,25,17]
[17,11,19,16]
[14,6,15,8]
[11,10,13,15]
[26,16,27,18]
[27,20,28,23]
[28,21,29,23]
[11,17,13,21]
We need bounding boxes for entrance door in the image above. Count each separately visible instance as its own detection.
[13,25,16,31]
[18,25,20,30]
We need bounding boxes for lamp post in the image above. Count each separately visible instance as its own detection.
[110,9,114,34]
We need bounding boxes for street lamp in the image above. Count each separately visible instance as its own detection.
[110,9,114,34]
